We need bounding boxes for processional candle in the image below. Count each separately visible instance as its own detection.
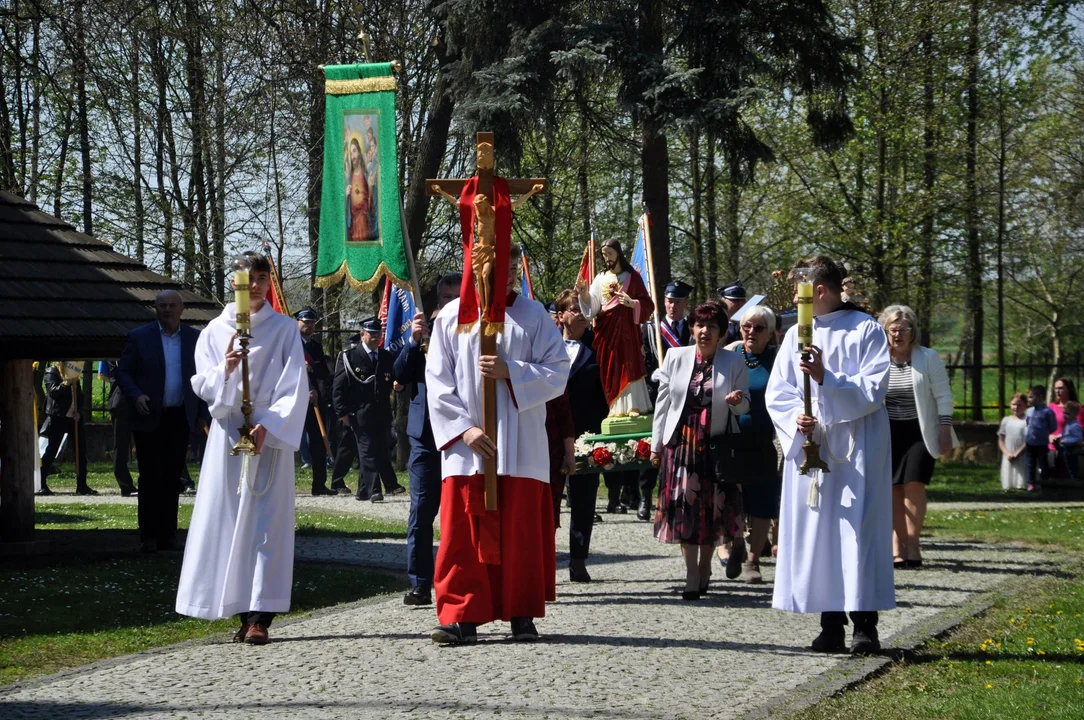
[796,271,813,347]
[233,256,251,333]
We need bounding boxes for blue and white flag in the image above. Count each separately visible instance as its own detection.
[630,214,648,279]
[383,283,416,355]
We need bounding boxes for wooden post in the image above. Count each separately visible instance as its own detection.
[1,360,36,542]
[475,133,499,511]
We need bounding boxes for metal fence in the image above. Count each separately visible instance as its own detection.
[945,352,1084,418]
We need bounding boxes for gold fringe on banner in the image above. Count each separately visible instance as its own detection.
[314,260,410,293]
[325,77,397,95]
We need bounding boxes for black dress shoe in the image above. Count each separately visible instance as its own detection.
[810,628,849,654]
[182,483,197,496]
[594,512,604,523]
[850,627,881,655]
[75,486,99,496]
[311,486,336,496]
[569,560,591,583]
[636,498,651,521]
[725,539,746,579]
[120,488,138,497]
[905,558,922,569]
[335,487,353,496]
[681,589,701,601]
[404,590,432,606]
[389,486,406,496]
[605,500,627,514]
[355,492,370,502]
[810,627,847,653]
[431,622,477,645]
[35,486,54,497]
[370,493,384,503]
[510,617,539,641]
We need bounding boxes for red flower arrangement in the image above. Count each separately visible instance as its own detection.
[591,447,614,469]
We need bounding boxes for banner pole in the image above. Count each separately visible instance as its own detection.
[640,210,664,363]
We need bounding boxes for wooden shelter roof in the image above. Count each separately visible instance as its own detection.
[0,192,220,360]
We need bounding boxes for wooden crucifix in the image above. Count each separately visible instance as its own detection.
[427,131,547,511]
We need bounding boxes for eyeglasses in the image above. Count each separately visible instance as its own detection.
[741,325,768,333]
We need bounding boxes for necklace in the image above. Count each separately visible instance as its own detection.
[741,345,761,369]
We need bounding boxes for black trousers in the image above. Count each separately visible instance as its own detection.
[568,474,599,560]
[331,422,358,489]
[354,419,400,497]
[639,467,658,501]
[110,406,137,493]
[132,407,188,544]
[406,438,441,591]
[41,416,88,486]
[605,470,639,505]
[239,611,275,627]
[821,611,878,630]
[304,403,328,490]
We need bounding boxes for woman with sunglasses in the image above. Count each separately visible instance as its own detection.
[650,302,750,600]
[719,305,781,584]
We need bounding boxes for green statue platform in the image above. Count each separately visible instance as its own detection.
[600,413,653,436]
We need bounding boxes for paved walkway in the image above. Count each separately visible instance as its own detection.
[4,492,1066,719]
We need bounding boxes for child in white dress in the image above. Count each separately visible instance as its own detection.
[998,393,1028,490]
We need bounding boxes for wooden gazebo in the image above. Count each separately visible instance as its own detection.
[0,191,219,545]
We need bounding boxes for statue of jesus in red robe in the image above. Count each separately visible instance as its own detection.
[574,238,655,417]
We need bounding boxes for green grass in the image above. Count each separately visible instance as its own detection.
[792,573,1084,720]
[790,497,1084,719]
[42,460,412,496]
[2,498,412,686]
[36,502,409,540]
[0,557,405,686]
[926,462,1044,504]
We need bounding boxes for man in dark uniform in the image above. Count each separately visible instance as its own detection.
[329,333,360,490]
[637,280,693,520]
[332,317,405,502]
[297,308,337,496]
[99,361,138,496]
[38,362,95,496]
[394,273,460,605]
[719,280,747,345]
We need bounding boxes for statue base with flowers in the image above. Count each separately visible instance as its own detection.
[572,430,654,475]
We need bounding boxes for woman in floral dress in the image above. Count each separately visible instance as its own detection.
[650,302,750,600]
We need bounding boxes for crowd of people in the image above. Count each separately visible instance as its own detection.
[33,245,1083,654]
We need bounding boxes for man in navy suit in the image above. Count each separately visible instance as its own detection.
[555,289,610,581]
[116,290,200,552]
[394,273,460,605]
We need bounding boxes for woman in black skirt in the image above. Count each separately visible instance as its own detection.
[879,305,958,569]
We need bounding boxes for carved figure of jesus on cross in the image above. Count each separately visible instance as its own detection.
[427,132,546,511]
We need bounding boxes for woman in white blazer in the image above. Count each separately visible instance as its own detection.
[650,302,750,600]
[878,305,959,569]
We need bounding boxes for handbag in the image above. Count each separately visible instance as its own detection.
[708,406,761,484]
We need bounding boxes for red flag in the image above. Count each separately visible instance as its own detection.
[377,276,392,348]
[264,251,288,315]
[577,240,594,285]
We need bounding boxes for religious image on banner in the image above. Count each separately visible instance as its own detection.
[316,63,409,292]
[343,113,380,244]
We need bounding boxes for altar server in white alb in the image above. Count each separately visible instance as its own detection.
[426,243,569,645]
[175,253,308,646]
[765,255,893,655]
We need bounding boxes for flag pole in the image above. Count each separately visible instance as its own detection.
[640,208,664,363]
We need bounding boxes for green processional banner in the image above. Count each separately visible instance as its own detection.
[315,63,409,292]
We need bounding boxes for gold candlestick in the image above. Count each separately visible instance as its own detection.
[795,268,830,476]
[229,255,257,457]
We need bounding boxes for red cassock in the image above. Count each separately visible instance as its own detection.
[434,474,556,625]
[593,270,655,405]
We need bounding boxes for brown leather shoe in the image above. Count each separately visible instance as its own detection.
[232,624,250,643]
[244,623,270,645]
